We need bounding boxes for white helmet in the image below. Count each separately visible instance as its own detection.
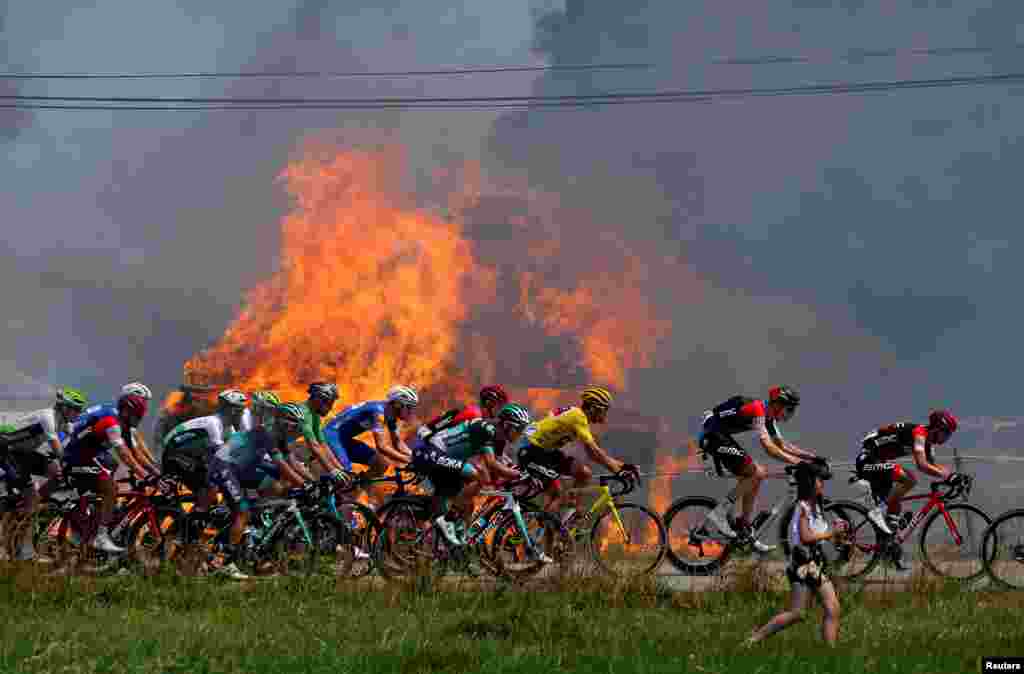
[120,382,152,400]
[218,389,248,409]
[386,385,419,408]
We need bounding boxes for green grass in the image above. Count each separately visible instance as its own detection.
[0,563,1021,673]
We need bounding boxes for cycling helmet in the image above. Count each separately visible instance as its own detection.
[120,382,152,400]
[118,394,149,421]
[386,385,419,408]
[251,391,281,409]
[276,402,308,426]
[479,385,509,407]
[581,386,613,409]
[497,403,531,431]
[769,386,801,407]
[55,387,88,410]
[307,382,338,402]
[929,409,958,434]
[217,389,248,409]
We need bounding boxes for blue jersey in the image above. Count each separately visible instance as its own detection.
[65,403,129,464]
[325,400,398,442]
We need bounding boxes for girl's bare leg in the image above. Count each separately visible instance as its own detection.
[748,585,809,643]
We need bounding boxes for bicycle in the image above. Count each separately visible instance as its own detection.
[662,464,872,580]
[558,473,667,577]
[840,472,990,580]
[373,473,569,582]
[980,507,1024,589]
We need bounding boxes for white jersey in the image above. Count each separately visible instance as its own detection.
[163,414,229,452]
[1,408,64,456]
[788,500,828,549]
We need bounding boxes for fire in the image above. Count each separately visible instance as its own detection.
[182,144,672,422]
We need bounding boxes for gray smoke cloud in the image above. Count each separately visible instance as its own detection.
[483,1,1024,460]
[0,7,33,141]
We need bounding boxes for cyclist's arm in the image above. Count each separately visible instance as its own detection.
[755,417,803,464]
[273,454,307,487]
[103,425,148,478]
[580,435,624,474]
[305,437,344,474]
[912,436,949,479]
[479,452,519,483]
[286,454,316,483]
[130,429,161,474]
[371,427,412,464]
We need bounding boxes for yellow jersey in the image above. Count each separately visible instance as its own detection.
[525,406,596,451]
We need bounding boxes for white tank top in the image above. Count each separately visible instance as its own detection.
[788,500,828,549]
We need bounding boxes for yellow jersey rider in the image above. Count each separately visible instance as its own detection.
[516,386,640,521]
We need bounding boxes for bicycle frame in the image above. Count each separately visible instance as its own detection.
[875,489,965,548]
[563,483,629,543]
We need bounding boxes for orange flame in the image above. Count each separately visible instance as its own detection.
[182,144,672,419]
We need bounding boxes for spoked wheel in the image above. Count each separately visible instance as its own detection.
[374,499,431,581]
[590,502,667,577]
[129,507,191,574]
[262,516,326,577]
[663,497,734,575]
[491,509,573,581]
[919,503,991,580]
[982,508,1024,589]
[778,500,880,582]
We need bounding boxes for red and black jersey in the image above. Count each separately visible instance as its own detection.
[702,396,781,439]
[862,423,930,461]
[418,405,483,441]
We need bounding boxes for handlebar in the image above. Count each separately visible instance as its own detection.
[930,473,973,501]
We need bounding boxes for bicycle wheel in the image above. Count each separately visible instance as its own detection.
[777,500,882,581]
[663,496,732,575]
[126,506,186,572]
[981,508,1024,589]
[919,503,991,579]
[264,515,329,577]
[490,509,572,580]
[590,502,667,577]
[373,498,431,580]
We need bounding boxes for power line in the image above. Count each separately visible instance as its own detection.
[3,42,1023,80]
[2,71,1023,110]
[0,62,654,80]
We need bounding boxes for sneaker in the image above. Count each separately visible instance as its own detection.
[751,538,777,554]
[354,546,370,561]
[706,507,737,539]
[889,545,912,572]
[92,531,125,555]
[434,516,463,546]
[215,562,250,580]
[867,506,894,535]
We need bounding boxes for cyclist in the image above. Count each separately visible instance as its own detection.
[699,386,815,553]
[517,386,639,524]
[63,382,154,553]
[413,403,533,549]
[0,387,88,559]
[208,402,311,579]
[322,385,418,501]
[246,391,281,432]
[289,382,347,479]
[416,385,510,442]
[855,409,959,570]
[161,389,248,543]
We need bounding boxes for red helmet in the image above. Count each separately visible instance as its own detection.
[479,385,509,407]
[118,394,149,423]
[928,409,958,434]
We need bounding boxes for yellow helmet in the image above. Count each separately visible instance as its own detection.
[581,386,613,409]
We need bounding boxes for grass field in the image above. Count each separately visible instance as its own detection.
[0,562,1021,673]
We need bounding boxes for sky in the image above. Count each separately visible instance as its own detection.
[3,1,1024,464]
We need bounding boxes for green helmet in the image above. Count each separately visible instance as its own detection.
[251,390,281,409]
[497,403,532,431]
[276,402,308,426]
[56,387,88,410]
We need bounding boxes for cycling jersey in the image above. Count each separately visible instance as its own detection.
[323,400,398,470]
[862,423,931,462]
[0,408,64,457]
[417,405,482,441]
[210,429,283,511]
[701,396,782,441]
[213,427,284,469]
[523,406,595,452]
[162,415,230,455]
[64,404,129,470]
[428,418,500,461]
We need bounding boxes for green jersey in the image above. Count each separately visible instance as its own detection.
[429,418,499,462]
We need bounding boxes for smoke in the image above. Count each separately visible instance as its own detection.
[482,1,1024,452]
[0,8,33,141]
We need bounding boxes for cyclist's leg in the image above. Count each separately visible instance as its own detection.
[886,465,916,517]
[516,444,562,514]
[565,454,592,520]
[707,433,755,524]
[734,460,765,529]
[210,458,249,566]
[344,438,389,505]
